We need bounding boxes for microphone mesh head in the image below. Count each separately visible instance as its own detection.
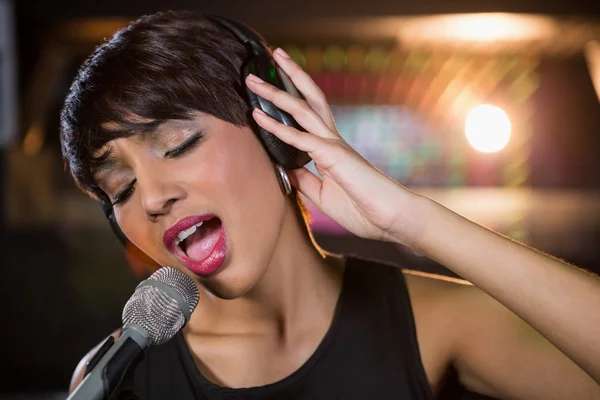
[122,267,199,345]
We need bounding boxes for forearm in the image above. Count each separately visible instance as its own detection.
[398,194,600,383]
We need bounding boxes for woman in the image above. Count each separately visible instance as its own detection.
[62,11,600,399]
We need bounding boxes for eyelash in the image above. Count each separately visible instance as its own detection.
[111,132,205,207]
[165,132,205,158]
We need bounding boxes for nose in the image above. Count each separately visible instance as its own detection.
[137,173,186,222]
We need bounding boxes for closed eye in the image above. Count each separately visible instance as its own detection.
[165,131,205,158]
[111,179,136,206]
[110,131,205,207]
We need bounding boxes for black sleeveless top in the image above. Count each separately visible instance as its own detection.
[116,256,433,399]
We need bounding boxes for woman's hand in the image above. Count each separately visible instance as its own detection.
[246,48,421,243]
[247,50,600,389]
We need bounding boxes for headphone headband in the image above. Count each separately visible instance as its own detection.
[207,15,270,56]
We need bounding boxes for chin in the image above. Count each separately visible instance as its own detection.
[197,261,268,300]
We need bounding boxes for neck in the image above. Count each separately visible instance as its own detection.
[186,202,346,340]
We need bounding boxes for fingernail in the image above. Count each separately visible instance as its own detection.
[275,48,291,59]
[247,74,264,84]
[253,108,267,116]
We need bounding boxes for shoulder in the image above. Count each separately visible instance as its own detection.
[402,268,487,341]
[403,269,511,332]
[347,256,478,345]
[69,329,122,394]
[347,255,471,298]
[401,269,476,391]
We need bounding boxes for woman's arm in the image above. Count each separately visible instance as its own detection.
[245,47,600,390]
[403,195,600,385]
[406,271,600,399]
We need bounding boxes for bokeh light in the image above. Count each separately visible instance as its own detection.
[465,104,511,152]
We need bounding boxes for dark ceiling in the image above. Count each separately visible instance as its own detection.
[12,0,600,193]
[15,0,600,23]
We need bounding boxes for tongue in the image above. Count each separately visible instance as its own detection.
[183,219,222,261]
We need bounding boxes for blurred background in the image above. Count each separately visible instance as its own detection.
[2,0,600,398]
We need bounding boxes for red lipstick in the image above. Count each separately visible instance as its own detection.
[163,214,227,277]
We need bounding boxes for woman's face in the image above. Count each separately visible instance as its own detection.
[94,113,290,299]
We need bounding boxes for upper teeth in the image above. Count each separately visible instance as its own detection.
[175,222,204,245]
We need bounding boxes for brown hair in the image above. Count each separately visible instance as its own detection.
[60,11,251,204]
[60,10,313,235]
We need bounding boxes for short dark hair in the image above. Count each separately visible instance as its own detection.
[60,10,313,238]
[60,10,250,204]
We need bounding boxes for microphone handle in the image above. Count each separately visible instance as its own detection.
[67,325,150,400]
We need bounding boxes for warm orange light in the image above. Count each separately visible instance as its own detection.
[465,104,511,153]
[397,13,554,44]
[23,123,44,156]
[585,41,600,103]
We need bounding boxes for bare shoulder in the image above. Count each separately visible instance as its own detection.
[401,269,473,392]
[402,269,495,344]
[403,269,518,331]
[68,329,122,393]
[402,269,476,319]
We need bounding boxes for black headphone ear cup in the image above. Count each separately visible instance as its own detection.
[243,61,310,169]
[246,84,262,111]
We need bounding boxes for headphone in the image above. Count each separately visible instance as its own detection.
[101,15,312,247]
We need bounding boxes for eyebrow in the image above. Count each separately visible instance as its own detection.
[91,117,205,177]
[94,157,119,174]
[91,148,121,182]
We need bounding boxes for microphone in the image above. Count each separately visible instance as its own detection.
[68,267,200,400]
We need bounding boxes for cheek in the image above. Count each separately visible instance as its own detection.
[113,126,288,271]
[113,205,159,262]
[204,128,282,208]
[210,130,288,261]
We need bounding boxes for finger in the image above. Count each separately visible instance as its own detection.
[273,48,338,134]
[287,167,323,208]
[246,73,337,141]
[252,108,322,153]
[253,108,342,172]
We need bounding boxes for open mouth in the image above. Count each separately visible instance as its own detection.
[175,217,223,261]
[165,215,227,276]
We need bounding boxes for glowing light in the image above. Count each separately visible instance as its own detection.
[365,47,389,73]
[323,45,346,70]
[347,45,366,71]
[585,41,600,103]
[465,105,511,153]
[397,13,554,44]
[283,46,306,68]
[304,46,324,71]
[23,123,44,156]
[387,49,406,72]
